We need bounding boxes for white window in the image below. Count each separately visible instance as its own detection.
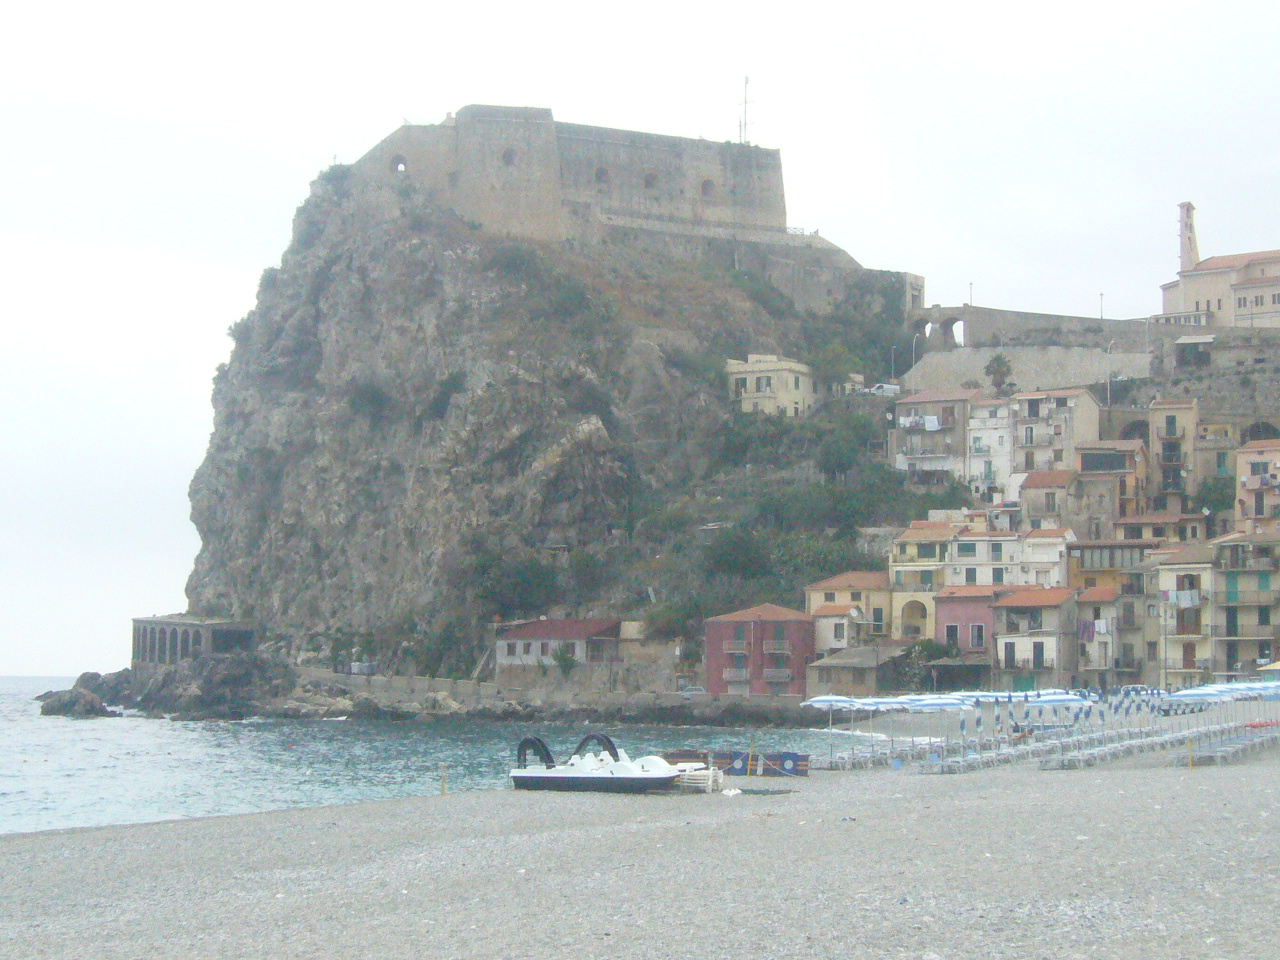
[971,624,985,648]
[833,622,846,640]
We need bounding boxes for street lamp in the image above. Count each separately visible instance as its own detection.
[912,333,922,369]
[890,345,896,381]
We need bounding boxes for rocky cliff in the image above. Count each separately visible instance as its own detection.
[185,164,910,668]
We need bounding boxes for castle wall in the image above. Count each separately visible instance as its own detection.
[902,346,1151,394]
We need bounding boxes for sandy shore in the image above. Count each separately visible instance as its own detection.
[3,752,1279,960]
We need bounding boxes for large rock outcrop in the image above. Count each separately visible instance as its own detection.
[184,164,898,652]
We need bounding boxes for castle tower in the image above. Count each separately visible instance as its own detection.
[1179,201,1200,273]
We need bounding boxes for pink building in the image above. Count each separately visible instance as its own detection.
[932,585,1009,688]
[704,603,815,698]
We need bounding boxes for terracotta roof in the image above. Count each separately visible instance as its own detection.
[812,604,862,617]
[1021,470,1076,489]
[936,585,1004,599]
[897,389,981,404]
[1078,586,1119,603]
[955,530,1019,540]
[810,646,904,669]
[805,570,891,591]
[707,603,812,623]
[994,587,1075,608]
[896,525,963,542]
[1233,275,1280,287]
[500,618,620,640]
[1068,539,1161,548]
[1149,399,1196,408]
[1241,438,1280,451]
[1192,250,1280,272]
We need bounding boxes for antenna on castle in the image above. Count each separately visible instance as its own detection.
[740,76,750,144]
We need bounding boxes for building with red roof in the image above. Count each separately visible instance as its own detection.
[703,603,814,698]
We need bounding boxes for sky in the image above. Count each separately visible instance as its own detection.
[3,1,1280,675]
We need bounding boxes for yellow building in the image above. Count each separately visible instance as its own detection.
[889,522,967,643]
[725,354,822,417]
[803,571,893,640]
[1157,203,1280,329]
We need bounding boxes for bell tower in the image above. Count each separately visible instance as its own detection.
[1179,201,1200,273]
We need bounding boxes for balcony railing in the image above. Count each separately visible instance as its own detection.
[1151,310,1212,325]
[762,640,790,655]
[1156,426,1186,440]
[723,640,748,654]
[1117,615,1139,630]
[899,415,957,431]
[1210,624,1278,639]
[1007,658,1056,670]
[1018,434,1055,447]
[1114,657,1143,671]
[1240,475,1280,490]
[1212,590,1278,606]
[722,668,749,682]
[761,668,792,682]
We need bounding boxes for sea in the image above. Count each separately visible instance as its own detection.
[0,676,852,836]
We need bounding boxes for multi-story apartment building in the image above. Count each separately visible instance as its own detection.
[889,389,979,486]
[940,528,1073,589]
[1149,398,1198,512]
[1075,586,1143,692]
[966,397,1016,502]
[992,587,1078,691]
[1074,440,1149,534]
[725,355,822,417]
[803,571,892,642]
[1019,470,1076,531]
[889,521,967,642]
[1113,512,1207,544]
[703,603,815,697]
[1236,437,1280,534]
[1009,389,1101,475]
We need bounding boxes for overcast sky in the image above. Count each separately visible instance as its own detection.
[4,2,1279,675]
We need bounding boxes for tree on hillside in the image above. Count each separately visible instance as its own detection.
[984,353,1014,396]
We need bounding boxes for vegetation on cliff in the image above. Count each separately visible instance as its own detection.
[186,167,959,677]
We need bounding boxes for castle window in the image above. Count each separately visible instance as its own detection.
[644,172,658,189]
[595,167,610,185]
[502,148,515,167]
[701,179,715,198]
[390,155,408,174]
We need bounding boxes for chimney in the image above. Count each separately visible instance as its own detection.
[1179,202,1200,273]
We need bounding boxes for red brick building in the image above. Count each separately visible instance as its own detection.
[704,603,815,697]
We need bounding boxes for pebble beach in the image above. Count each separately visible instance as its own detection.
[4,751,1279,960]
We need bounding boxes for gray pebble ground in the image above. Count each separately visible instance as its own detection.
[3,753,1278,960]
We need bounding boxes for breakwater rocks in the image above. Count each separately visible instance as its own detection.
[41,657,825,729]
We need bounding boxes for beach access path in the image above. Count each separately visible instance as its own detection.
[3,754,1278,959]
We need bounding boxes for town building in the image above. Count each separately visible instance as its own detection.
[1074,440,1149,533]
[803,571,892,639]
[889,389,980,486]
[942,530,1022,587]
[703,603,814,698]
[889,521,968,643]
[965,397,1017,502]
[1236,437,1280,534]
[1019,470,1076,531]
[1074,586,1142,692]
[1153,532,1280,689]
[1020,528,1076,586]
[495,618,621,674]
[1157,203,1280,328]
[1113,512,1206,544]
[726,355,823,417]
[992,587,1078,691]
[1009,389,1101,475]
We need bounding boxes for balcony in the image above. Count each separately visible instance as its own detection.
[723,640,748,654]
[1114,657,1143,671]
[1218,554,1277,571]
[1117,615,1140,630]
[1156,425,1186,440]
[899,415,956,431]
[1241,475,1280,491]
[1212,590,1278,606]
[722,668,749,682]
[1018,434,1055,447]
[1160,450,1186,465]
[1210,624,1278,640]
[1009,658,1056,671]
[761,640,789,655]
[761,668,793,682]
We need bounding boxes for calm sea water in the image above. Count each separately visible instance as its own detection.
[0,676,849,835]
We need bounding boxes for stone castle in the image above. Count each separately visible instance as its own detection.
[350,104,924,315]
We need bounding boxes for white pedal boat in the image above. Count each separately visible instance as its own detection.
[510,733,700,793]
